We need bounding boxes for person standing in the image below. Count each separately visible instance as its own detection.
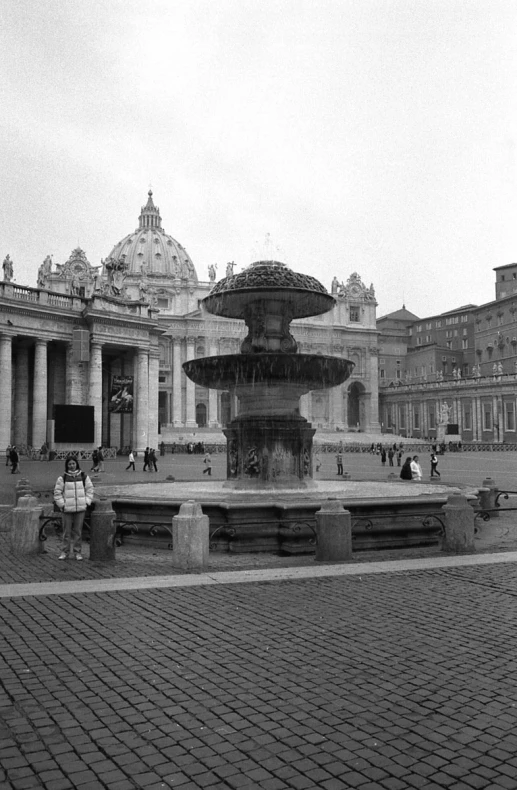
[126,449,136,471]
[396,449,403,467]
[97,447,105,473]
[150,448,158,472]
[5,445,11,467]
[410,455,423,481]
[400,457,413,480]
[143,447,150,472]
[202,451,212,476]
[9,446,20,474]
[90,448,99,472]
[336,451,343,476]
[53,456,94,561]
[381,448,386,467]
[430,451,441,478]
[388,448,394,466]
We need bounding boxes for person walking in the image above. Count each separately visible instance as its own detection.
[202,451,212,475]
[53,455,94,561]
[410,455,423,481]
[149,448,158,472]
[400,456,413,480]
[388,448,394,466]
[396,449,403,467]
[97,447,105,473]
[143,447,150,472]
[90,448,99,472]
[9,446,20,474]
[126,449,136,471]
[430,451,441,478]
[336,451,343,476]
[5,445,11,467]
[380,448,386,467]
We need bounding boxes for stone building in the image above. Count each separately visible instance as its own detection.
[0,191,380,453]
[378,265,517,442]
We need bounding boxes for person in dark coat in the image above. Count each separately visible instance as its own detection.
[143,447,150,472]
[400,457,413,480]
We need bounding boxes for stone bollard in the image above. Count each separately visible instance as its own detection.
[314,499,352,563]
[11,496,43,556]
[442,493,475,553]
[89,498,116,562]
[14,478,32,506]
[478,477,499,518]
[172,500,209,571]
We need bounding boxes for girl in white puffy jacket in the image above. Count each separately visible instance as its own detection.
[54,456,94,560]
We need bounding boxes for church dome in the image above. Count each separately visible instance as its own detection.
[106,191,198,282]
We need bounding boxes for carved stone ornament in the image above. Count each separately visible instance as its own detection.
[338,272,376,301]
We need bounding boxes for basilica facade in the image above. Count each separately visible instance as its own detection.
[0,192,380,453]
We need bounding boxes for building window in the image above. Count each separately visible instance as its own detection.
[436,320,442,328]
[426,322,432,330]
[399,406,406,428]
[483,404,492,431]
[396,369,401,379]
[428,407,435,429]
[157,298,168,309]
[414,408,420,429]
[505,402,515,431]
[380,369,385,379]
[446,340,452,349]
[462,339,468,349]
[463,405,472,430]
[349,306,360,322]
[159,345,166,363]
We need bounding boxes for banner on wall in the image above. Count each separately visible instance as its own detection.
[109,375,134,413]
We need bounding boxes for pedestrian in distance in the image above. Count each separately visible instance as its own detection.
[149,448,158,472]
[53,455,94,561]
[410,455,423,481]
[5,444,11,467]
[430,451,441,478]
[126,449,136,471]
[381,448,386,467]
[388,448,394,466]
[336,451,343,476]
[400,456,413,480]
[9,446,20,474]
[97,446,105,473]
[202,451,212,475]
[90,448,99,472]
[143,447,150,472]
[396,449,403,467]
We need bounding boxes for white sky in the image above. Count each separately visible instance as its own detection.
[1,0,517,318]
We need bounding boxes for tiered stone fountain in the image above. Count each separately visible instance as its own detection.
[183,260,354,489]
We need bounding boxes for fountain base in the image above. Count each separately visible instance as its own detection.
[223,414,315,489]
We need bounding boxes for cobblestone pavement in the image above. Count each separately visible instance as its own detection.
[2,511,517,788]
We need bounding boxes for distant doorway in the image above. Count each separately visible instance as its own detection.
[196,403,207,427]
[348,382,365,429]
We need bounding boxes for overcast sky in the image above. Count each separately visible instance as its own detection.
[1,0,517,318]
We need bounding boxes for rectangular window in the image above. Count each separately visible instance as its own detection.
[414,408,420,429]
[426,322,432,330]
[349,306,360,322]
[428,407,435,429]
[436,320,442,328]
[380,369,385,379]
[483,404,492,431]
[505,402,515,431]
[462,339,468,349]
[463,405,472,431]
[396,369,401,379]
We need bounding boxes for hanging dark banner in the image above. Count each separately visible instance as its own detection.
[109,375,134,413]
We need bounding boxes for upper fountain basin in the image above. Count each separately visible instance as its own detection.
[203,260,335,319]
[183,353,354,392]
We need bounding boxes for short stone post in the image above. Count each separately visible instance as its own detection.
[172,500,209,571]
[314,499,352,563]
[89,498,116,562]
[442,493,475,553]
[11,496,43,556]
[14,478,32,506]
[478,478,499,518]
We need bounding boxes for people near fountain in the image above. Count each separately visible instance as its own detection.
[336,451,343,476]
[126,449,136,471]
[400,457,413,480]
[202,451,212,475]
[380,448,386,466]
[430,452,441,479]
[387,448,394,466]
[149,448,158,472]
[54,455,94,561]
[410,455,423,481]
[143,447,150,471]
[396,448,403,466]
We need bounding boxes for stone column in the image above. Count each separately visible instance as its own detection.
[89,342,103,448]
[172,338,183,427]
[66,342,85,404]
[32,339,48,449]
[368,351,381,431]
[331,386,345,430]
[148,350,160,448]
[0,334,13,450]
[185,338,197,428]
[135,348,149,451]
[208,339,220,428]
[14,345,29,447]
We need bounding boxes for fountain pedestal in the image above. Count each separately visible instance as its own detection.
[224,414,315,489]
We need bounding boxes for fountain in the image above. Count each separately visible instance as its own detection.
[98,262,475,555]
[183,260,354,489]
